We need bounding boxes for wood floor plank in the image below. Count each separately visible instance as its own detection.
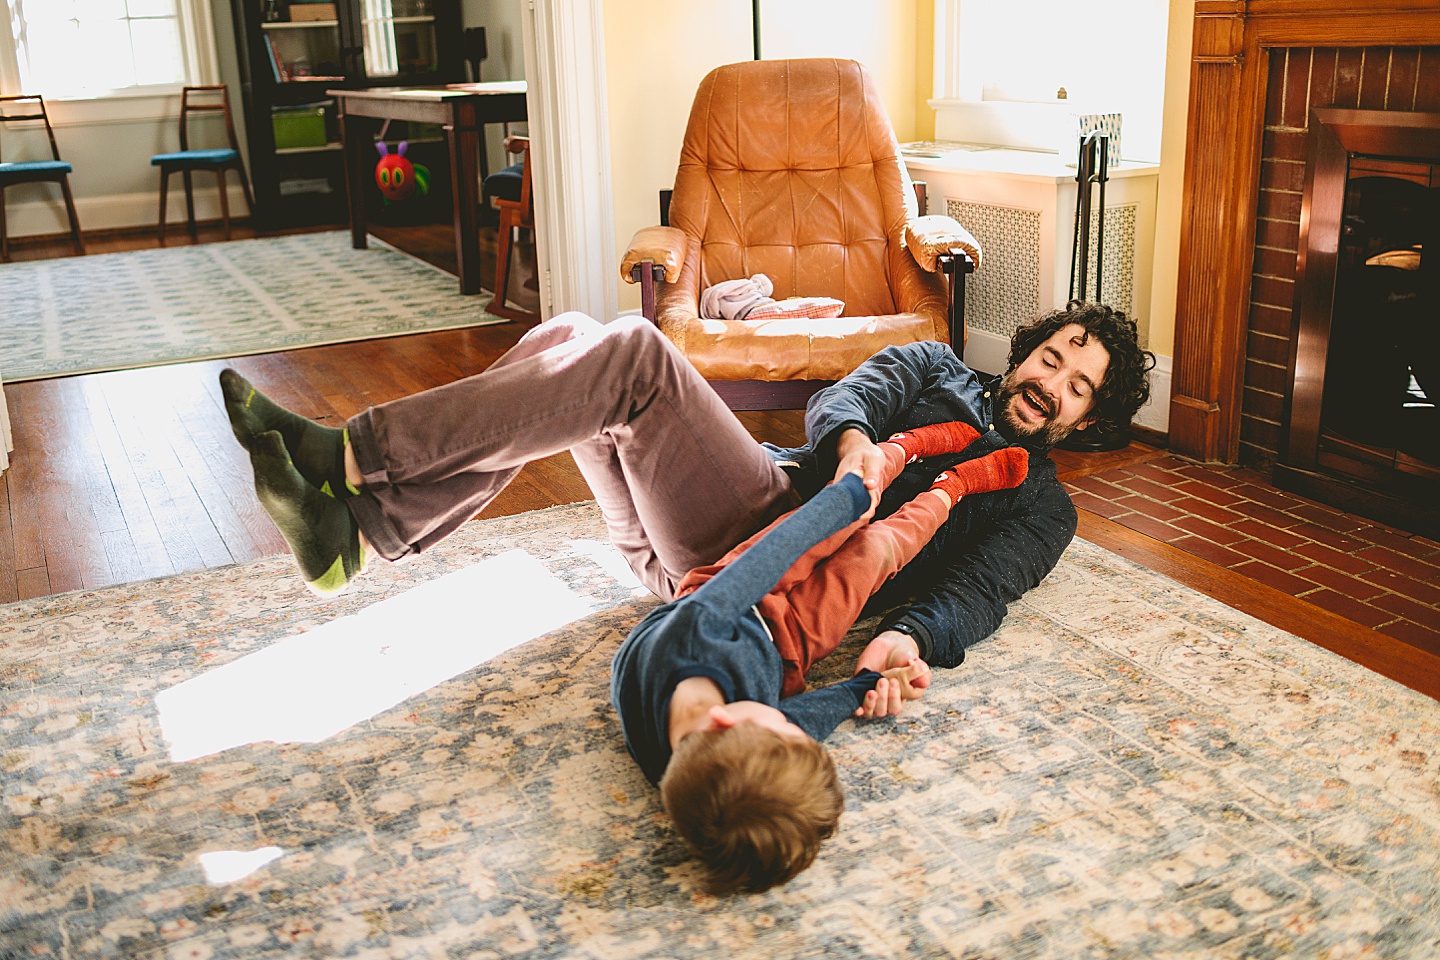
[113,369,237,569]
[0,475,19,604]
[4,387,49,573]
[100,528,150,587]
[15,566,50,602]
[74,376,179,582]
[45,377,131,589]
[95,371,214,574]
[18,379,95,593]
[165,368,275,563]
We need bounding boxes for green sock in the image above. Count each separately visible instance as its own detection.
[220,368,356,498]
[249,430,367,596]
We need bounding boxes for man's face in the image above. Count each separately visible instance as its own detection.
[996,323,1111,446]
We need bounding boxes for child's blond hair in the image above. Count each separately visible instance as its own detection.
[660,723,843,894]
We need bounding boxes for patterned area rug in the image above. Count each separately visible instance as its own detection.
[1,503,1437,959]
[0,231,502,382]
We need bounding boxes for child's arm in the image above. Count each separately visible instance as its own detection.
[683,473,871,630]
[778,670,883,742]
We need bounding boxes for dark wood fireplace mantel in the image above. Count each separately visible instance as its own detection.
[1170,0,1440,463]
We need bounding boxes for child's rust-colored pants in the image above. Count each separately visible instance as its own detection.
[677,444,945,696]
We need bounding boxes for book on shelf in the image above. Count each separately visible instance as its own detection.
[262,34,285,81]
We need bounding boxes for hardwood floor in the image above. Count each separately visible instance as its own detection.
[4,222,1436,702]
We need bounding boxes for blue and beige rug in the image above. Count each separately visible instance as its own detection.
[0,231,503,382]
[1,503,1437,958]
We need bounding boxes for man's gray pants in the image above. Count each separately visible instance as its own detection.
[345,312,797,600]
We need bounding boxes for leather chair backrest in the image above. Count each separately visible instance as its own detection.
[669,58,918,318]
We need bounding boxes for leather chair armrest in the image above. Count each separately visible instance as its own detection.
[621,225,687,283]
[905,215,983,273]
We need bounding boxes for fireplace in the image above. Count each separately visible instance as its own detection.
[1170,10,1440,536]
[1276,107,1440,532]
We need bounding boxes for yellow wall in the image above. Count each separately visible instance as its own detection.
[760,0,920,138]
[1146,0,1195,359]
[602,0,921,311]
[915,0,935,141]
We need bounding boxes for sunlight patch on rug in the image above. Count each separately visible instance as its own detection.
[198,847,285,884]
[155,550,589,762]
[566,538,647,594]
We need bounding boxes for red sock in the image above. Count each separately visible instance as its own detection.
[930,447,1029,502]
[886,421,981,462]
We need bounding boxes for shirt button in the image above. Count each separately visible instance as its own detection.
[988,423,994,430]
[984,391,990,398]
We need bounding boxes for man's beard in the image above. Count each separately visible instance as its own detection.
[994,371,1073,447]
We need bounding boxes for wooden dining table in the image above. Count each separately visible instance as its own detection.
[330,81,528,295]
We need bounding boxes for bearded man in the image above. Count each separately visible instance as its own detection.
[765,300,1156,671]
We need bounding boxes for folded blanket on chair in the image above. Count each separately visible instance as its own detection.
[699,274,775,321]
[746,297,846,321]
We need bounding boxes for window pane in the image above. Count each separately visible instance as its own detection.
[957,0,1169,161]
[126,0,178,18]
[129,17,182,86]
[14,0,183,95]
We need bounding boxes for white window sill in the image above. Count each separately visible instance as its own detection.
[44,86,191,127]
[931,99,1069,154]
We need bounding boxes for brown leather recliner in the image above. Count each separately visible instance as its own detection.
[621,58,982,409]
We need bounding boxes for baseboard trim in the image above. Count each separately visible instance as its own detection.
[3,184,253,238]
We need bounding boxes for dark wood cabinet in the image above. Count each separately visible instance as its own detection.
[230,0,463,226]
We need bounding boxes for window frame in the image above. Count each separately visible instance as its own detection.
[0,0,219,104]
[929,0,1169,162]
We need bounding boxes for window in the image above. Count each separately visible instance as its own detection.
[0,0,218,98]
[932,0,1170,162]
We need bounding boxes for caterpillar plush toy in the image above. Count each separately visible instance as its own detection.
[375,140,430,202]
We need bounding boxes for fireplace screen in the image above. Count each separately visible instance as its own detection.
[1325,161,1437,470]
[1286,108,1440,493]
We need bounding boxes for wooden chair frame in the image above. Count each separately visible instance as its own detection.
[0,94,84,260]
[154,85,254,244]
[486,134,539,323]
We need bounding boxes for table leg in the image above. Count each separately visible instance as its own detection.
[448,117,483,295]
[341,112,370,251]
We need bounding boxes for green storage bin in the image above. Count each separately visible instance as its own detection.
[272,106,328,150]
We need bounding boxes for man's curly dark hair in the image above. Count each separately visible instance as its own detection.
[1006,301,1156,435]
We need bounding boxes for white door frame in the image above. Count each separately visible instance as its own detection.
[521,0,617,323]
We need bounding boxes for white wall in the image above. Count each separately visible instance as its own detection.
[760,0,919,140]
[459,0,527,175]
[1145,0,1194,360]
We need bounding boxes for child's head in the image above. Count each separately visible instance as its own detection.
[660,721,843,894]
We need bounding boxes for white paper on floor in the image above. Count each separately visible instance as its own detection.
[156,550,591,762]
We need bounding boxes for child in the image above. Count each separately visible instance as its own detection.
[610,422,1027,894]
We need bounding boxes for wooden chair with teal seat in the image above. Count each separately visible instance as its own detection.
[0,94,85,261]
[151,85,254,244]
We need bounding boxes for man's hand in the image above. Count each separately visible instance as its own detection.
[853,630,932,719]
[835,427,886,515]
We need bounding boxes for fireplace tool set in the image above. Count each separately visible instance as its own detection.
[1059,131,1133,452]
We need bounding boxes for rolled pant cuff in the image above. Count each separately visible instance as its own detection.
[345,408,413,561]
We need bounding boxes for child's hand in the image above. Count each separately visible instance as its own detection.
[854,658,931,719]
